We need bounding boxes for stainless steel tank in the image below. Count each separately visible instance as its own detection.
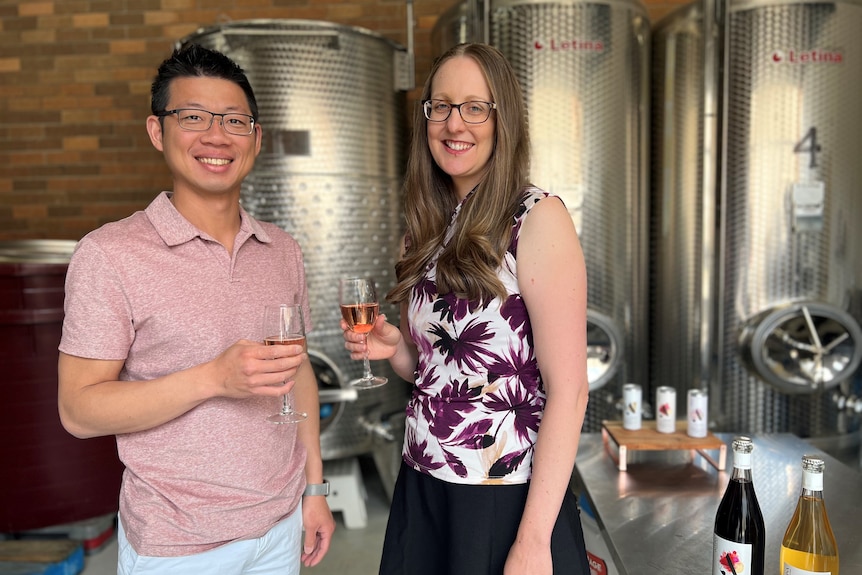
[433,0,651,431]
[651,0,862,455]
[180,21,412,481]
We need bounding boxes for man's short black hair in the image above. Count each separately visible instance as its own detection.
[150,44,259,121]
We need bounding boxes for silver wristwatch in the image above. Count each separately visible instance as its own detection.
[303,480,330,497]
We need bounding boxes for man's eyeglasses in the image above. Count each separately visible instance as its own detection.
[422,100,497,124]
[156,108,256,136]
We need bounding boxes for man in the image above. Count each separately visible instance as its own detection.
[58,44,334,573]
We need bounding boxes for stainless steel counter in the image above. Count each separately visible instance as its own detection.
[574,432,862,574]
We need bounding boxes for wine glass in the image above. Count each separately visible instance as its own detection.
[339,278,388,389]
[262,303,308,424]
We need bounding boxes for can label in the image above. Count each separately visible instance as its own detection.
[687,389,708,438]
[622,383,642,430]
[656,386,676,433]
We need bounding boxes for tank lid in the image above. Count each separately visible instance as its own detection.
[731,0,862,12]
[178,19,406,52]
[493,0,649,15]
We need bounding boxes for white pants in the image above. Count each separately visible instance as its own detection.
[117,504,302,575]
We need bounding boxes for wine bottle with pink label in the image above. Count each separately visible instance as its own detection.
[712,436,765,575]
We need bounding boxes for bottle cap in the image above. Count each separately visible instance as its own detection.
[801,455,825,491]
[731,436,753,469]
[732,436,754,454]
[801,455,825,474]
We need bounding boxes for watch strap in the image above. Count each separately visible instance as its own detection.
[303,480,330,497]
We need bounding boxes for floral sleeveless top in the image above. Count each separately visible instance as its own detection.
[403,187,553,485]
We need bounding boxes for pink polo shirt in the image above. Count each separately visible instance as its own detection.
[60,192,310,557]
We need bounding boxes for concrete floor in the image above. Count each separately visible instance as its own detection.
[81,456,389,575]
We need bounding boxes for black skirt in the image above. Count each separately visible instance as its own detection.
[379,463,590,575]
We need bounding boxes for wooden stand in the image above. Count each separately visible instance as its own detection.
[601,420,727,471]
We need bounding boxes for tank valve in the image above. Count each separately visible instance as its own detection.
[358,416,396,442]
[832,391,862,414]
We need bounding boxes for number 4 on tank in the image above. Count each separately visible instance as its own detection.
[794,127,822,169]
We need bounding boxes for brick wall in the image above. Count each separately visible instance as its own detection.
[0,0,686,241]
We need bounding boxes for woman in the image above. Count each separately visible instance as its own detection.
[343,43,590,575]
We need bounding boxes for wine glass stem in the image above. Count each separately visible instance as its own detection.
[363,335,373,379]
[281,393,291,415]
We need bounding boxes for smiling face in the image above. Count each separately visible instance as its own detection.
[146,75,262,202]
[426,56,496,200]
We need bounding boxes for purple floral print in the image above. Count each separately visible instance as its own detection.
[402,188,554,484]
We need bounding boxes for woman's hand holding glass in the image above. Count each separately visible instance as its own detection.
[339,278,389,389]
[340,314,395,356]
[340,309,406,380]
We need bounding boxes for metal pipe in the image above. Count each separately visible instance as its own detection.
[704,0,727,399]
[405,0,415,88]
[318,388,359,403]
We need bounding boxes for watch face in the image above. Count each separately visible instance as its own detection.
[741,302,862,393]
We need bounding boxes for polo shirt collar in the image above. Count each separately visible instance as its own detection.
[146,191,272,247]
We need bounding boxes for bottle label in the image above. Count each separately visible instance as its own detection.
[783,564,831,575]
[734,451,751,470]
[713,534,752,575]
[801,470,824,491]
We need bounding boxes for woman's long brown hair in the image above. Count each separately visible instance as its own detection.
[386,43,531,305]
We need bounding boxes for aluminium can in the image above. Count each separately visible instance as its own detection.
[622,383,642,430]
[686,388,708,438]
[656,386,676,433]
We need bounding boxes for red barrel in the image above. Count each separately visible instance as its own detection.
[0,240,124,532]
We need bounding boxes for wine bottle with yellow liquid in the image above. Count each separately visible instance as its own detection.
[780,455,839,574]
